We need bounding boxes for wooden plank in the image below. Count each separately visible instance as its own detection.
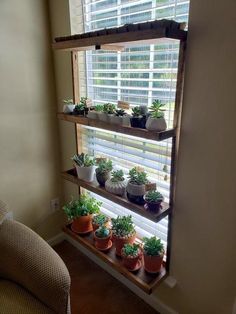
[57,113,176,141]
[63,224,167,294]
[62,169,171,223]
[53,28,187,51]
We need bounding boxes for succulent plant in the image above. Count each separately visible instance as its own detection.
[94,104,104,112]
[145,190,163,203]
[122,243,140,257]
[128,167,148,185]
[92,214,109,226]
[111,215,135,238]
[63,193,101,220]
[111,170,125,182]
[96,159,113,174]
[95,226,110,238]
[63,99,74,105]
[103,103,116,114]
[131,106,142,117]
[115,109,126,117]
[149,100,165,119]
[143,236,164,256]
[72,153,96,167]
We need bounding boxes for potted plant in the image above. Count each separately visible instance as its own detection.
[144,190,164,212]
[72,153,96,182]
[146,100,167,131]
[99,103,116,122]
[87,104,104,119]
[92,213,110,231]
[143,236,165,273]
[111,215,136,256]
[63,99,75,114]
[105,170,127,196]
[95,159,113,186]
[110,109,130,126]
[126,167,148,205]
[94,225,112,251]
[130,106,146,129]
[63,193,101,234]
[73,97,88,116]
[121,243,142,271]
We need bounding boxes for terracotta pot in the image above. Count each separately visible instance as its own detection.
[121,249,142,270]
[143,253,164,273]
[113,233,136,256]
[94,230,112,250]
[95,170,111,187]
[146,117,167,131]
[126,181,146,205]
[71,215,93,234]
[105,179,127,196]
[75,165,95,182]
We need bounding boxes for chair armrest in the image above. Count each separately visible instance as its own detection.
[0,220,71,314]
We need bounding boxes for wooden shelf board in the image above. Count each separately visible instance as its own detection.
[62,169,171,223]
[53,20,187,51]
[57,113,176,141]
[63,224,167,294]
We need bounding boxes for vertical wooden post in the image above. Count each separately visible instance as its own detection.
[166,39,186,271]
[71,51,82,194]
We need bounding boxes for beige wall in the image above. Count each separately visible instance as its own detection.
[0,0,65,240]
[49,0,236,313]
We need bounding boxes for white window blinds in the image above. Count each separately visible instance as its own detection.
[69,0,189,244]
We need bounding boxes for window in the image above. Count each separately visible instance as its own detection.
[69,0,189,247]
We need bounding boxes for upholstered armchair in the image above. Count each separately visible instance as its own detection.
[0,203,71,314]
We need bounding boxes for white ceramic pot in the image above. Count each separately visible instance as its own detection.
[146,117,167,131]
[87,111,98,119]
[105,179,127,196]
[99,113,108,122]
[75,165,95,182]
[63,104,75,114]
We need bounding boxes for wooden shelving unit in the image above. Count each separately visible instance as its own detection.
[63,169,170,223]
[53,19,187,293]
[58,113,176,141]
[63,224,167,294]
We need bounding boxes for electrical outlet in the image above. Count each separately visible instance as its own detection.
[50,198,60,213]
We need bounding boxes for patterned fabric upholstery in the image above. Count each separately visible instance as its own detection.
[0,219,71,314]
[0,279,54,314]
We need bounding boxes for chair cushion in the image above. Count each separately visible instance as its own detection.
[0,279,55,314]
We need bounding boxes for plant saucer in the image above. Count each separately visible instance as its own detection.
[95,239,113,251]
[127,259,142,272]
[71,225,93,235]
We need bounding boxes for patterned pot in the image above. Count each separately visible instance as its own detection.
[105,179,127,196]
[146,117,167,131]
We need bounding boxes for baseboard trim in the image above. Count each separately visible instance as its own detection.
[65,233,178,314]
[47,232,65,246]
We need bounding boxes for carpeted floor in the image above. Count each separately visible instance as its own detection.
[54,240,159,314]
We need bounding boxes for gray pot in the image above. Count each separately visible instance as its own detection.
[110,115,131,126]
[87,111,98,119]
[126,182,146,196]
[96,170,111,187]
[99,112,108,122]
[146,117,167,131]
